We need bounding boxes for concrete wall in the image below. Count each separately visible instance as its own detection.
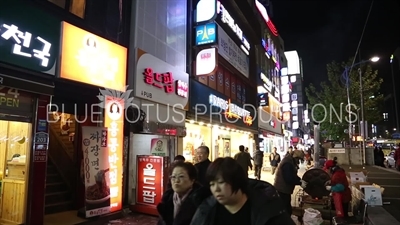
[327,147,375,166]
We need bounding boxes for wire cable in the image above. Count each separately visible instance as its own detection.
[345,0,375,83]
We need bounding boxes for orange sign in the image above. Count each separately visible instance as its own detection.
[59,22,127,92]
[223,99,253,126]
[104,96,124,212]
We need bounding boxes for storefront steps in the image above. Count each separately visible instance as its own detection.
[48,117,76,160]
[44,160,74,214]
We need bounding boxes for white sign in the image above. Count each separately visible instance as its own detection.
[217,1,250,52]
[0,23,52,67]
[82,126,110,217]
[217,25,249,78]
[260,73,272,93]
[196,47,217,76]
[209,94,250,117]
[195,0,217,23]
[136,51,189,109]
[328,148,346,154]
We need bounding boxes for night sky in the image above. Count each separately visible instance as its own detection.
[272,0,400,98]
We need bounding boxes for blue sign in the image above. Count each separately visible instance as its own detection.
[392,132,400,139]
[189,80,257,129]
[195,23,217,46]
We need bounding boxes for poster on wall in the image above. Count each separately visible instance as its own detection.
[82,126,110,217]
[150,138,169,156]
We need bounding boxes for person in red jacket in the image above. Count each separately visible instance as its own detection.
[324,160,352,218]
[394,143,400,171]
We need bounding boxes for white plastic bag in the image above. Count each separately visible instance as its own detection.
[303,208,324,225]
[291,215,301,225]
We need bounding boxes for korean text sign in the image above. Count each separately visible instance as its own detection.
[59,22,127,92]
[135,49,189,109]
[136,155,164,206]
[104,96,124,212]
[0,0,60,75]
[82,126,110,217]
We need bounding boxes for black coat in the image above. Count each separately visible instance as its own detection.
[194,159,211,186]
[157,183,211,225]
[190,179,296,225]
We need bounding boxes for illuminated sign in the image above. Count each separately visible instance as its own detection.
[209,94,253,126]
[258,93,268,107]
[195,0,217,23]
[196,47,217,76]
[261,35,280,70]
[59,22,127,92]
[195,23,217,46]
[255,0,278,36]
[216,1,250,53]
[260,73,273,93]
[104,96,124,212]
[142,68,188,98]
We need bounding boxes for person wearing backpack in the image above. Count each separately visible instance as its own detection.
[270,147,281,175]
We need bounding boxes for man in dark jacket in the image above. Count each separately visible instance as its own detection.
[194,146,211,186]
[273,152,307,215]
[234,145,253,177]
[190,157,295,225]
[253,148,264,180]
[269,147,281,175]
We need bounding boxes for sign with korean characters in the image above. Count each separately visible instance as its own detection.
[104,95,124,212]
[0,0,60,75]
[82,126,110,218]
[136,155,169,211]
[135,49,189,109]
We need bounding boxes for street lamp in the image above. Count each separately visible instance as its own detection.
[342,56,379,166]
[390,54,400,131]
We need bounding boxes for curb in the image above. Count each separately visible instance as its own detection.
[372,165,400,174]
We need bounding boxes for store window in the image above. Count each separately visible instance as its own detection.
[0,120,32,223]
[183,123,212,163]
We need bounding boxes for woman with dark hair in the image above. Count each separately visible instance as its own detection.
[190,157,295,225]
[157,162,207,225]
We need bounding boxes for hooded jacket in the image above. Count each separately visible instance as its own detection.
[157,183,210,225]
[190,179,295,225]
[330,166,352,204]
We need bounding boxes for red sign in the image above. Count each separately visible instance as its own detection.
[143,68,188,98]
[136,155,164,209]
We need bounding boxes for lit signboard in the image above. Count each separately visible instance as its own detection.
[195,0,217,23]
[196,47,217,76]
[216,1,250,53]
[255,0,278,36]
[195,23,217,46]
[209,94,253,125]
[261,34,280,70]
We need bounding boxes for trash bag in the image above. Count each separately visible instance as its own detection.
[303,208,324,225]
[291,215,301,225]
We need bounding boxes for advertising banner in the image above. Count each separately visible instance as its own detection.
[135,155,169,215]
[82,126,110,217]
[150,138,169,156]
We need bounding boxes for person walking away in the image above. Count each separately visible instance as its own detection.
[234,145,253,177]
[394,143,400,171]
[269,147,281,175]
[253,148,264,180]
[157,162,208,225]
[274,151,307,215]
[190,157,296,225]
[323,160,352,218]
[195,146,211,186]
[377,147,385,167]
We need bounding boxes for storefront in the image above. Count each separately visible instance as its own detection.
[0,1,59,224]
[185,80,257,162]
[128,50,189,210]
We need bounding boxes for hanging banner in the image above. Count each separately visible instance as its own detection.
[82,126,110,217]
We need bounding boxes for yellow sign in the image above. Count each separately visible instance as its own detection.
[59,22,127,92]
[223,99,253,126]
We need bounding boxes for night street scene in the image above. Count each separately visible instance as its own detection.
[0,0,400,224]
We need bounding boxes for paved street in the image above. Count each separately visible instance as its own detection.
[340,165,400,222]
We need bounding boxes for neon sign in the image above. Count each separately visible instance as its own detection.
[255,0,278,36]
[143,68,188,98]
[0,23,52,67]
[216,1,250,52]
[209,94,253,126]
[261,34,280,70]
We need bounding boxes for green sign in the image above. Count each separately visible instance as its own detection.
[0,0,60,75]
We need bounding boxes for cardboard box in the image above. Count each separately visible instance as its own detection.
[361,186,382,206]
[349,172,367,184]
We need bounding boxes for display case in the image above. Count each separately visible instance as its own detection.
[0,120,32,224]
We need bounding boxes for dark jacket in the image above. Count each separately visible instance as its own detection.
[195,159,211,186]
[157,183,210,225]
[273,154,301,194]
[234,151,253,172]
[269,152,281,167]
[253,150,264,166]
[190,179,295,225]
